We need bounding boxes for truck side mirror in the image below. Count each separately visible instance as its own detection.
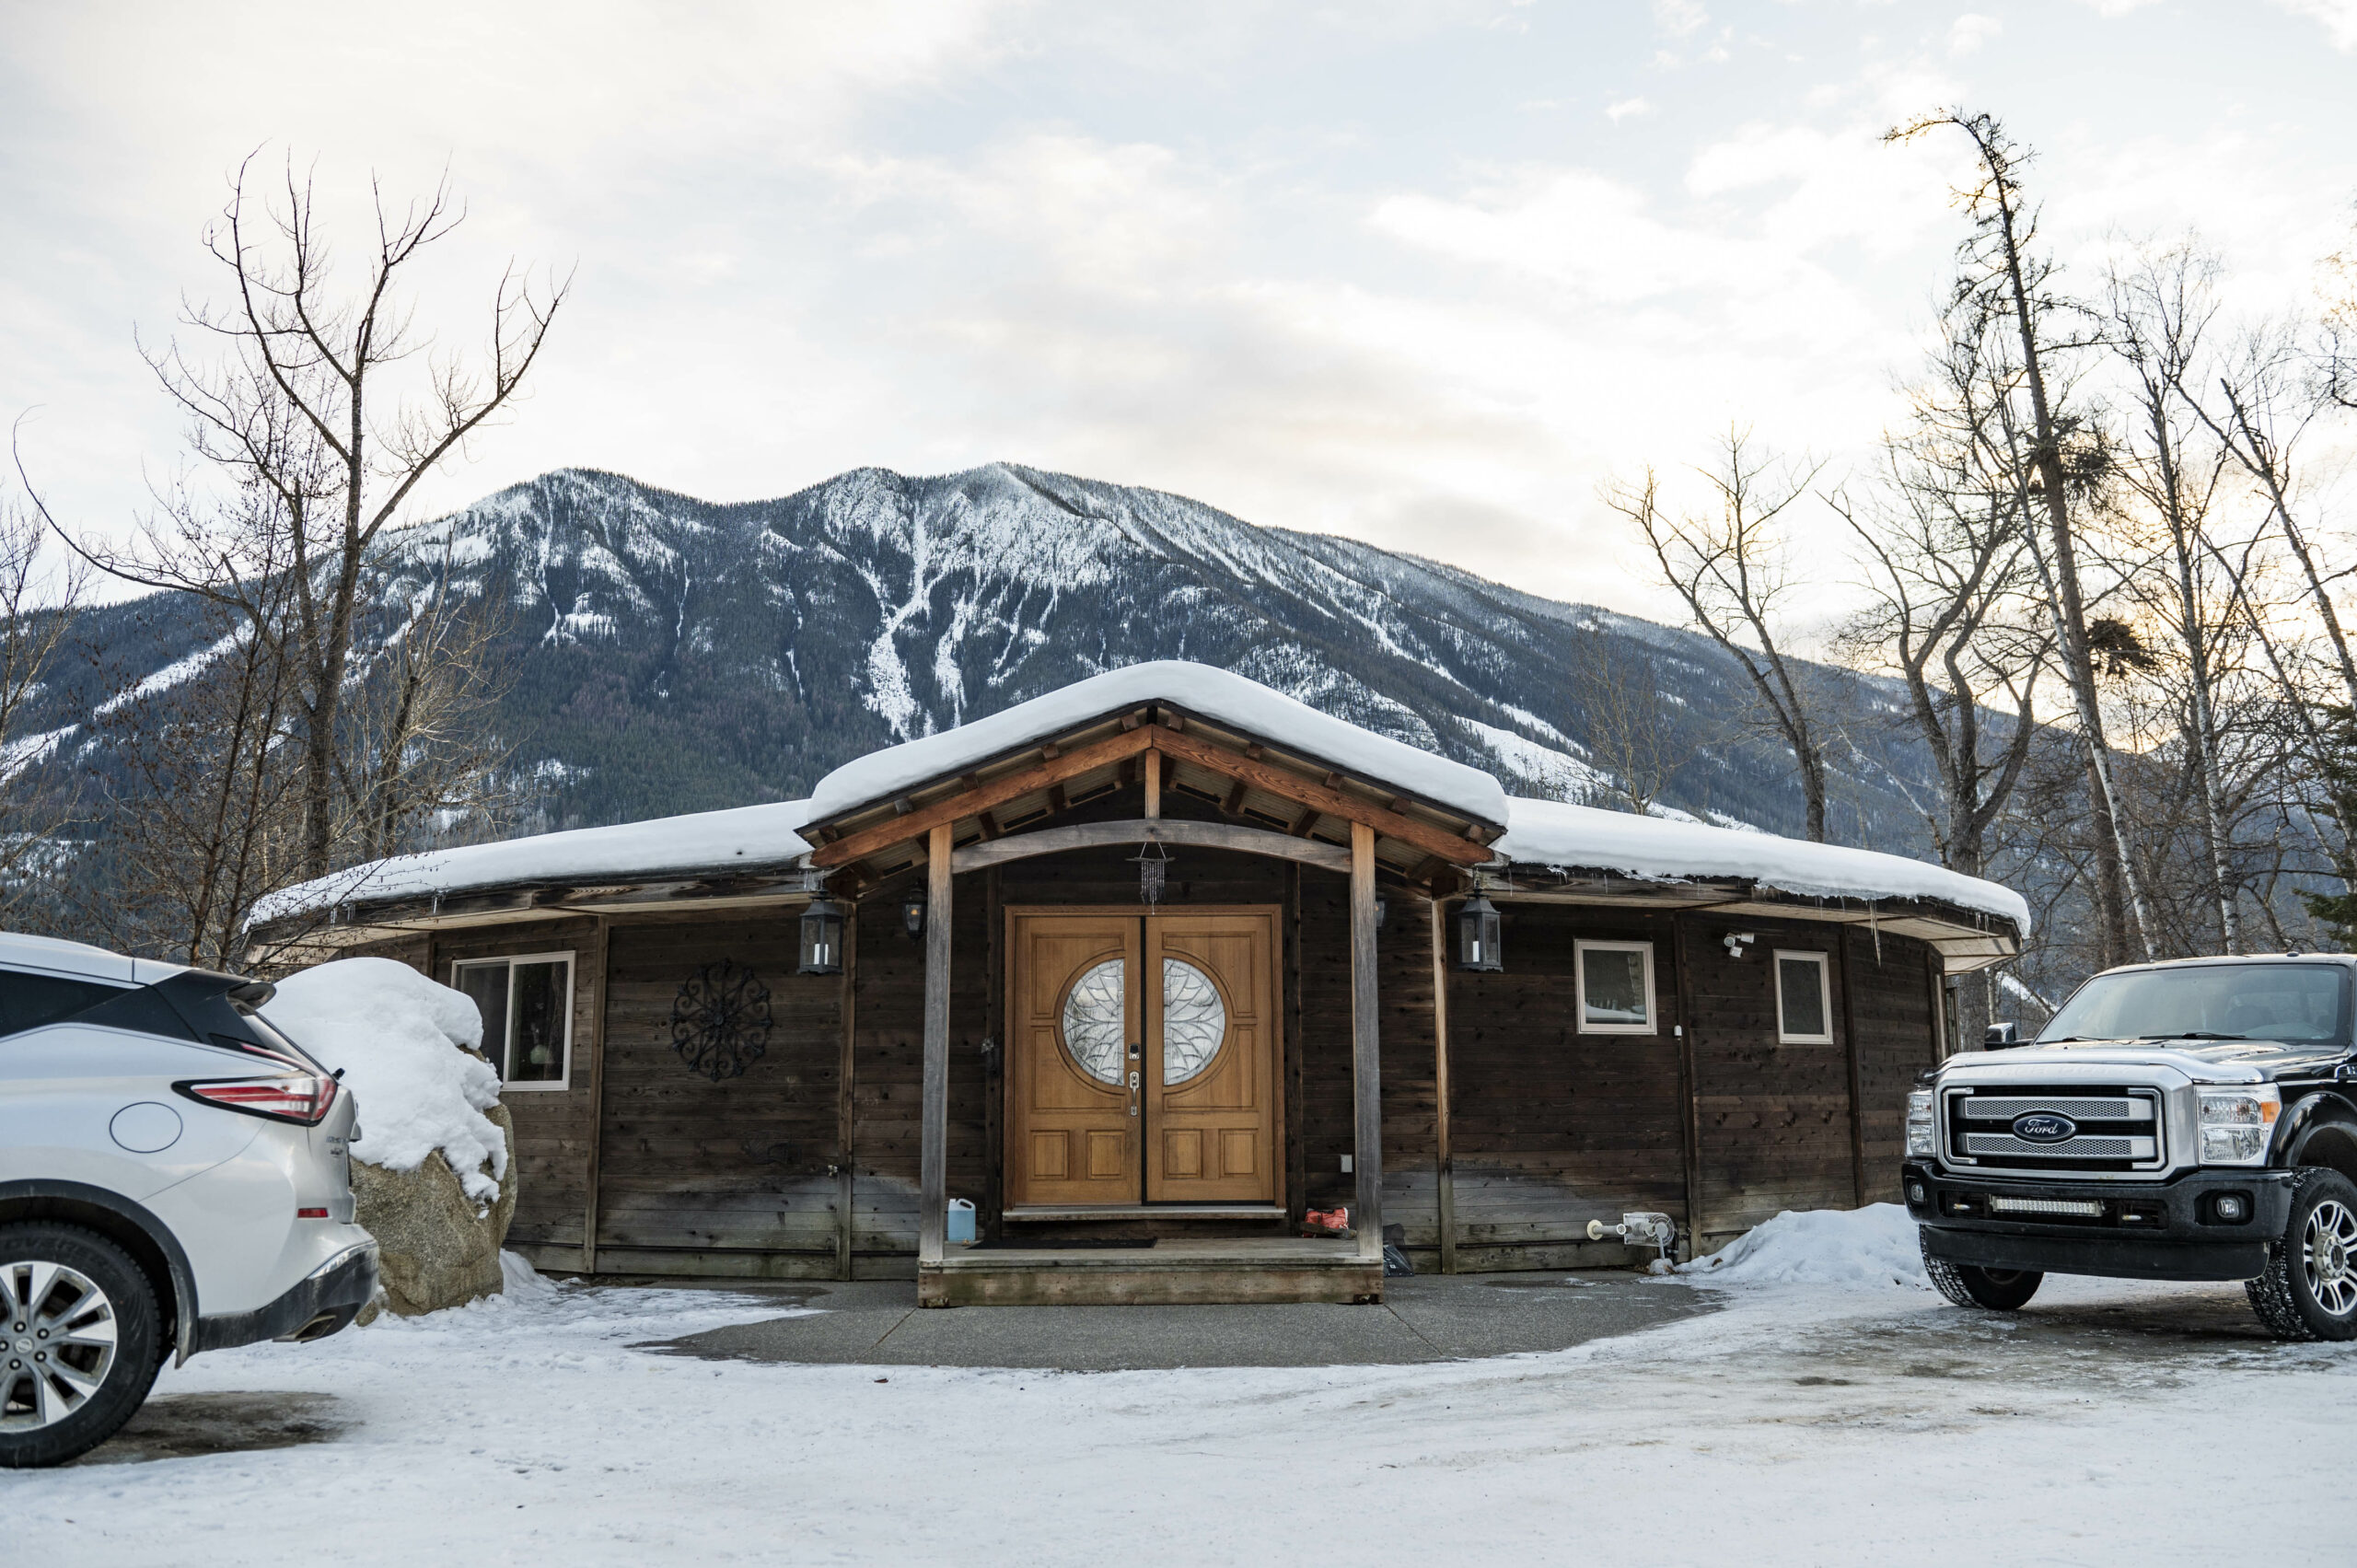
[1984,1022,2021,1049]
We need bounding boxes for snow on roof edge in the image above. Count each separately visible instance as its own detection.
[1492,796,2030,934]
[250,797,819,928]
[803,660,1513,827]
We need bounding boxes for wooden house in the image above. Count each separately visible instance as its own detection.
[250,663,2026,1306]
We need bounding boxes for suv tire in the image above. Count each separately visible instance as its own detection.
[2247,1168,2357,1342]
[0,1223,164,1469]
[1922,1234,2044,1310]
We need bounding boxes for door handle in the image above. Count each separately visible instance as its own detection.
[1128,1069,1141,1117]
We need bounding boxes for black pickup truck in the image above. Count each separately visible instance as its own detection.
[1903,953,2357,1340]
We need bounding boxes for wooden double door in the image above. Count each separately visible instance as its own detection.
[1006,908,1282,1209]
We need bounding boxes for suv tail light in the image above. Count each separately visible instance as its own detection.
[176,1072,339,1126]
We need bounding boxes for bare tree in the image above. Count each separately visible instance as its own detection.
[1834,301,2048,888]
[1561,622,1693,815]
[2107,242,2245,951]
[1887,109,2154,963]
[43,154,564,881]
[1607,429,1835,841]
[0,492,87,907]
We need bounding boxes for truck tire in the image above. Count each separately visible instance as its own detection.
[0,1223,164,1469]
[2246,1168,2357,1342]
[1922,1233,2043,1310]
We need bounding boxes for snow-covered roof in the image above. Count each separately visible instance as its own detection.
[804,660,1512,828]
[250,663,2026,940]
[251,798,819,926]
[1493,797,2031,930]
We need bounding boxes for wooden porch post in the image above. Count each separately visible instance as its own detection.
[918,822,952,1270]
[1429,898,1456,1275]
[1350,821,1383,1265]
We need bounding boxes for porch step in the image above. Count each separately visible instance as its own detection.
[1002,1203,1287,1222]
[920,1236,1381,1307]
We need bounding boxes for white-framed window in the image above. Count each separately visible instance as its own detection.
[1774,950,1833,1044]
[1574,939,1656,1035]
[451,952,575,1090]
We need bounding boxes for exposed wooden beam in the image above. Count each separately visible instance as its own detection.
[1220,776,1250,816]
[1144,750,1161,819]
[975,809,1003,842]
[1047,783,1069,813]
[810,726,1154,867]
[950,819,1352,875]
[1288,806,1321,838]
[1430,899,1455,1276]
[1150,726,1495,867]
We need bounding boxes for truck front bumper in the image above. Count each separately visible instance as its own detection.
[1901,1162,2296,1283]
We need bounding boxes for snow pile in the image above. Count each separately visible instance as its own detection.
[263,958,509,1204]
[1495,796,2031,930]
[251,797,819,924]
[805,659,1515,826]
[1676,1204,1930,1291]
[499,1249,558,1301]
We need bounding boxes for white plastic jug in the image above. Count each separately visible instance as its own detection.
[946,1198,977,1245]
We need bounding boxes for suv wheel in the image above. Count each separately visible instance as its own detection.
[0,1224,164,1469]
[1922,1233,2043,1310]
[2247,1168,2357,1342]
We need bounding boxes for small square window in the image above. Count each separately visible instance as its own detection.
[1775,951,1833,1044]
[1575,940,1655,1035]
[452,952,575,1089]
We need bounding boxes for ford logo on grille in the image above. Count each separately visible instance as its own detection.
[2013,1112,2077,1143]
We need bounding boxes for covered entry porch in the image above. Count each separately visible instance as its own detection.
[793,674,1509,1307]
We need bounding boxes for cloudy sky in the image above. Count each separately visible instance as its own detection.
[4,0,2353,619]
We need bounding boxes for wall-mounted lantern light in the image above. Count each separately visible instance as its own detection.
[797,897,847,975]
[900,890,928,940]
[1455,893,1503,972]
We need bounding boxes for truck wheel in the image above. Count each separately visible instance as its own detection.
[1922,1234,2043,1310]
[2246,1168,2357,1342]
[0,1224,164,1469]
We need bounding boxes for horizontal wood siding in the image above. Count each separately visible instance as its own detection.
[1686,916,1854,1242]
[431,917,606,1253]
[1446,905,1689,1268]
[1846,926,1939,1202]
[595,912,840,1262]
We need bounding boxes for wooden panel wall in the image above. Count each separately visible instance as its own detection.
[1444,904,1689,1270]
[593,912,840,1275]
[1844,924,1940,1202]
[428,916,607,1260]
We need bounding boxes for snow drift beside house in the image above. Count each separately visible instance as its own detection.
[1675,1203,1930,1290]
[1495,796,2031,930]
[251,797,819,926]
[263,958,509,1205]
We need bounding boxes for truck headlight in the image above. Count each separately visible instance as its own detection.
[2196,1086,2280,1167]
[1906,1088,1937,1159]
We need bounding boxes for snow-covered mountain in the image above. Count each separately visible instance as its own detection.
[38,462,1930,842]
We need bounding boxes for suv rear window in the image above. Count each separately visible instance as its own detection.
[0,969,131,1038]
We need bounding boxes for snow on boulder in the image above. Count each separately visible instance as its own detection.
[264,958,507,1203]
[1675,1204,1930,1291]
[263,958,520,1317]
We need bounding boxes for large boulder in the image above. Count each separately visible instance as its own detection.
[352,1103,520,1318]
[261,957,518,1318]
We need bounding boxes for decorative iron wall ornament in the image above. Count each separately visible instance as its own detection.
[670,960,774,1082]
[1131,835,1172,906]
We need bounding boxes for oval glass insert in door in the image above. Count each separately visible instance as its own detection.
[1160,958,1227,1085]
[1060,959,1127,1085]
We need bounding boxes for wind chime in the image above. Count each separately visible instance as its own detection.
[1131,834,1173,906]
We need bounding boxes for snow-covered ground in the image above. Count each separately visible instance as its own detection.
[13,1215,2354,1566]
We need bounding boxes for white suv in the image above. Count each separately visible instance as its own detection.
[0,932,376,1467]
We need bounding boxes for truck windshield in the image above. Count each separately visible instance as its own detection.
[2039,963,2347,1045]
